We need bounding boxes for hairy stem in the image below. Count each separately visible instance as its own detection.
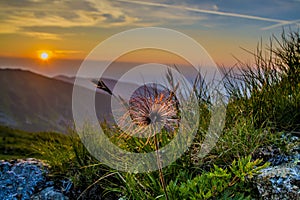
[154,133,169,200]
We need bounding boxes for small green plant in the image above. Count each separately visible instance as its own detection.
[167,156,269,200]
[211,118,274,165]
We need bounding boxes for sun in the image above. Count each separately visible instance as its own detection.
[40,52,49,60]
[38,50,52,61]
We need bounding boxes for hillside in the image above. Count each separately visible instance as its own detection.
[0,125,69,160]
[0,69,111,132]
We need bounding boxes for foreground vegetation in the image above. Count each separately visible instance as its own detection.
[0,126,68,160]
[1,30,299,199]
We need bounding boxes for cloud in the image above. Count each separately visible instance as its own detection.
[116,0,279,22]
[262,19,300,30]
[106,0,213,27]
[0,0,215,36]
[0,0,299,39]
[102,13,126,23]
[24,32,61,40]
[115,0,300,29]
[0,0,138,37]
[54,50,83,55]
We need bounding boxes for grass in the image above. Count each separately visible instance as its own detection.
[223,30,300,131]
[1,29,299,199]
[0,125,68,160]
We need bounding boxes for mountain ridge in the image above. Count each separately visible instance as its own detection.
[0,68,112,133]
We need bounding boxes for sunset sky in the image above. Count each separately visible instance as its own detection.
[0,0,299,76]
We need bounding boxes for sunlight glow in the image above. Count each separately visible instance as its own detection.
[40,52,49,60]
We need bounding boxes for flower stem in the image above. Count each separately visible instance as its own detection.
[154,133,169,200]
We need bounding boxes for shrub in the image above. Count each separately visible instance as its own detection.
[167,156,269,200]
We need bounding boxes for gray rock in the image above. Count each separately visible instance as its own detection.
[0,158,69,200]
[31,187,68,200]
[256,165,300,200]
[255,134,300,200]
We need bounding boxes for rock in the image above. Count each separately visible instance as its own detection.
[0,158,69,200]
[31,187,68,200]
[255,133,300,200]
[256,165,300,200]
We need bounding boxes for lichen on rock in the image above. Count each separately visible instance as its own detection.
[0,158,69,200]
[255,134,300,200]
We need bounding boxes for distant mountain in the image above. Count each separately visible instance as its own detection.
[0,69,113,133]
[53,75,75,84]
[53,75,137,96]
